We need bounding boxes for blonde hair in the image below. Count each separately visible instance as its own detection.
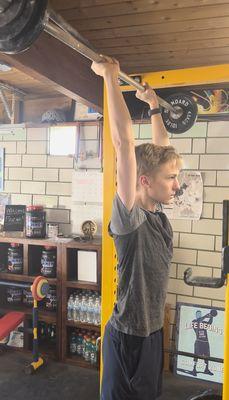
[135,143,182,182]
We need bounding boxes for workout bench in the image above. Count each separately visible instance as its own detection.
[0,311,25,342]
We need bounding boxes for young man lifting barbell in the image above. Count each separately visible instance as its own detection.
[92,56,182,400]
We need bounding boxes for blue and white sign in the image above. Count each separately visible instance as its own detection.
[175,303,224,384]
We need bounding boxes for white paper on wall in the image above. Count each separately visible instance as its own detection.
[72,170,103,203]
[77,250,97,282]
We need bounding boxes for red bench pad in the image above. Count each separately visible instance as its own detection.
[0,312,25,340]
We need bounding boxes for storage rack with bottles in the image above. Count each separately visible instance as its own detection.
[61,239,102,369]
[0,236,63,360]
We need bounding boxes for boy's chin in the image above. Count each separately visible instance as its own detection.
[162,198,174,205]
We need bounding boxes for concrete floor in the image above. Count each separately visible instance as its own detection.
[0,350,222,400]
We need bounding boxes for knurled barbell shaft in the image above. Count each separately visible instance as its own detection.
[46,10,176,114]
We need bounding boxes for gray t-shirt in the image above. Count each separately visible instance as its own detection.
[109,194,173,337]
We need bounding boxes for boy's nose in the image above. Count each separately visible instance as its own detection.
[174,178,180,191]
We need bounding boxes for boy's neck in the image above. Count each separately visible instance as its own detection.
[135,192,157,212]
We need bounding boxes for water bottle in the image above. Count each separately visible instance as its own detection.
[73,295,80,322]
[69,332,77,355]
[94,297,101,325]
[80,296,87,323]
[82,334,88,358]
[76,333,83,356]
[84,337,91,362]
[67,294,74,321]
[90,339,97,365]
[86,296,94,324]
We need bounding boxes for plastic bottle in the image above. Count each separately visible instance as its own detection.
[90,339,97,365]
[67,294,74,321]
[86,296,94,324]
[69,331,77,355]
[82,334,88,358]
[76,333,83,356]
[80,296,87,323]
[73,295,81,322]
[93,297,101,325]
[84,337,91,362]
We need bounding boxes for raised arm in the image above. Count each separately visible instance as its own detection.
[136,84,170,146]
[91,57,136,211]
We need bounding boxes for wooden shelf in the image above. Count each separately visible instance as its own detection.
[65,281,99,291]
[0,273,33,283]
[0,272,57,285]
[65,239,101,250]
[66,321,101,332]
[0,231,102,368]
[0,235,70,247]
[61,239,102,368]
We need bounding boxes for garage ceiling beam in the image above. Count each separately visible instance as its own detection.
[0,32,103,113]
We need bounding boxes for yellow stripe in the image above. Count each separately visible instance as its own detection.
[121,64,229,91]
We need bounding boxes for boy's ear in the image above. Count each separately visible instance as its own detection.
[139,175,150,187]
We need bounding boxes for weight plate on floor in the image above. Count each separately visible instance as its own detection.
[0,0,48,54]
[161,93,198,134]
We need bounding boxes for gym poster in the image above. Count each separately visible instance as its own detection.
[175,303,224,384]
[191,89,229,115]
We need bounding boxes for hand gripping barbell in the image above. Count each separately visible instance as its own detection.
[0,0,198,134]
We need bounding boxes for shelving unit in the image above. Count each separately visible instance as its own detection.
[0,236,102,369]
[61,239,102,369]
[0,236,64,360]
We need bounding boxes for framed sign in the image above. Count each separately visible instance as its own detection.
[175,303,224,384]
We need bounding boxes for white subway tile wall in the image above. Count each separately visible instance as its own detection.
[0,121,228,342]
[1,127,73,235]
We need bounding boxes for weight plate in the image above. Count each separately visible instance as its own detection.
[161,93,198,134]
[0,0,48,54]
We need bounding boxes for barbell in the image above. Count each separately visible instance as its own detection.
[0,275,49,301]
[0,0,198,134]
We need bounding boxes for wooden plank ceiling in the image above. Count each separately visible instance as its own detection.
[52,0,229,73]
[0,0,229,111]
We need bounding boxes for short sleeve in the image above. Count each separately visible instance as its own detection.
[109,194,146,236]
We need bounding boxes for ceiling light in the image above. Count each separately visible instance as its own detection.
[0,62,12,72]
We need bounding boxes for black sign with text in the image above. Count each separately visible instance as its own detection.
[3,205,26,232]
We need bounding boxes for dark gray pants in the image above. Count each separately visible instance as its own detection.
[101,322,163,400]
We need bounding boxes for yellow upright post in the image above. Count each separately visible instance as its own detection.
[101,88,117,337]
